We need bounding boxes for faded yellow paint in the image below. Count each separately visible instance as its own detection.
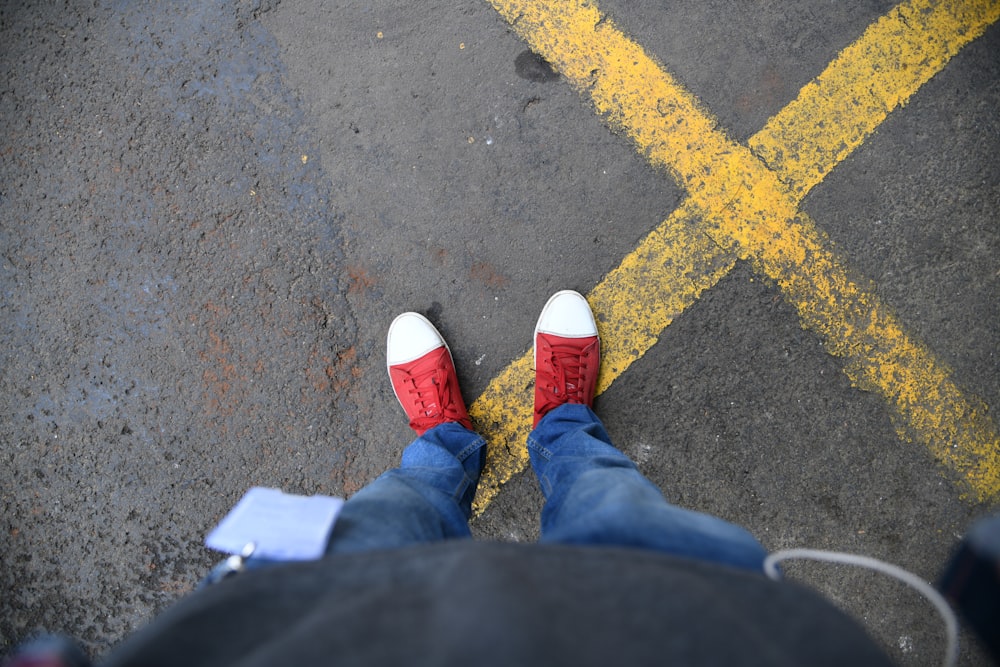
[746,209,1000,502]
[472,204,735,512]
[470,0,1000,512]
[469,352,534,508]
[591,202,736,395]
[752,0,1000,198]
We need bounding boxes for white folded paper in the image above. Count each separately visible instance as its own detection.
[205,487,345,561]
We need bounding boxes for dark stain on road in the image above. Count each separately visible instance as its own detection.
[515,49,560,82]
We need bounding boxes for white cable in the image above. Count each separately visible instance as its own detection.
[764,549,959,667]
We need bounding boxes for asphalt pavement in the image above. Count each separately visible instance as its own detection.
[1,0,998,664]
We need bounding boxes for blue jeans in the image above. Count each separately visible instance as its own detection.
[324,403,767,572]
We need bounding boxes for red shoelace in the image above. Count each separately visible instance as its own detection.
[534,334,599,426]
[390,347,470,434]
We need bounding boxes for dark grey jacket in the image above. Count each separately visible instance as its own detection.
[103,541,892,666]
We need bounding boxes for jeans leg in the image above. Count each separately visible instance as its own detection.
[528,403,768,572]
[325,422,486,554]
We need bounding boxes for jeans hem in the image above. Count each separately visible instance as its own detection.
[455,436,487,464]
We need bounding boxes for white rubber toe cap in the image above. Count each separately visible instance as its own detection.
[535,290,598,338]
[387,312,447,366]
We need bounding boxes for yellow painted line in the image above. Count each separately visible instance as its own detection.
[472,204,735,512]
[470,0,1000,513]
[731,207,1000,503]
[752,0,1000,198]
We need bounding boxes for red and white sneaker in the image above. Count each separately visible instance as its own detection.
[387,312,472,435]
[533,290,601,427]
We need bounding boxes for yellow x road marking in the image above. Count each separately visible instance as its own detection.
[470,0,1000,513]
